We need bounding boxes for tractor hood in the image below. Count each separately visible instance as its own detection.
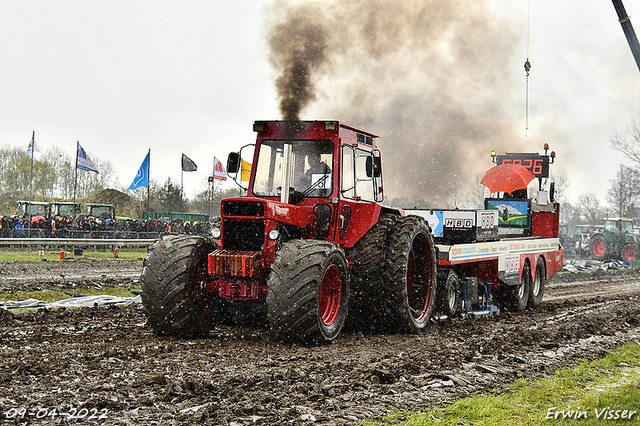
[221,197,313,228]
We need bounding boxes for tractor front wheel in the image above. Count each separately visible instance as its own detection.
[141,235,218,337]
[267,240,349,344]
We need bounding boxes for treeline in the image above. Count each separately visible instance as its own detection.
[0,145,114,200]
[0,143,242,218]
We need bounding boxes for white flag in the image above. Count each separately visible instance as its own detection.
[27,132,39,156]
[214,157,227,181]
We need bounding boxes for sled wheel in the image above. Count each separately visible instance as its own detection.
[504,260,530,311]
[436,269,460,317]
[141,235,218,337]
[345,213,397,331]
[267,240,349,344]
[385,215,437,333]
[620,244,636,262]
[528,257,546,308]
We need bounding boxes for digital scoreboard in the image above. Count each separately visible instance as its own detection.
[494,153,550,178]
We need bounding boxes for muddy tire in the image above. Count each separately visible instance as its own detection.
[589,234,610,260]
[528,257,546,308]
[436,269,460,317]
[141,235,218,338]
[345,213,397,331]
[502,260,531,311]
[384,215,437,333]
[267,240,349,344]
[620,243,637,262]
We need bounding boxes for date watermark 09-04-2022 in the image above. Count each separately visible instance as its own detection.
[2,407,109,422]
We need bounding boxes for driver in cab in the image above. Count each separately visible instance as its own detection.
[296,151,332,193]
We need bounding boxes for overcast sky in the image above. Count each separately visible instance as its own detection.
[2,1,640,206]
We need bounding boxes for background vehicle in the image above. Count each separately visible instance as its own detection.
[85,203,116,222]
[140,121,563,344]
[49,201,80,219]
[589,218,639,261]
[16,200,49,218]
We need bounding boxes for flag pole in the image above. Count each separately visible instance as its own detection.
[29,131,35,200]
[214,156,216,217]
[147,148,150,211]
[73,141,79,207]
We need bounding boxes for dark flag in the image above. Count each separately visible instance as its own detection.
[182,153,197,172]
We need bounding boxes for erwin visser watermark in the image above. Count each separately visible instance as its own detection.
[546,407,638,421]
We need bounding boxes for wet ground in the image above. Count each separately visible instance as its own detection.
[0,260,639,425]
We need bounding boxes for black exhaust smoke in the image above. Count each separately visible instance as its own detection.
[268,6,327,121]
[266,0,535,205]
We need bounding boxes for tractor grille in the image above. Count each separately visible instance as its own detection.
[223,219,265,251]
[209,249,263,277]
[223,201,264,217]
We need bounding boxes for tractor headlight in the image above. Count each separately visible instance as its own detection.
[268,230,279,240]
[211,227,221,239]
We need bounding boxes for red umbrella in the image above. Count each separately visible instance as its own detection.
[480,163,536,194]
[31,216,44,223]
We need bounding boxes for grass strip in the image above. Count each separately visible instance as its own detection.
[0,249,147,262]
[365,343,640,426]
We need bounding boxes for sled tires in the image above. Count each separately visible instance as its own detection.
[267,240,349,344]
[346,213,397,331]
[141,235,218,338]
[503,260,531,312]
[528,257,546,308]
[384,215,437,333]
[436,269,460,318]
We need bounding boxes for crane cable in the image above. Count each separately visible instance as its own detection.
[524,0,531,137]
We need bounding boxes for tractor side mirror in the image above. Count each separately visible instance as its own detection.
[366,156,382,178]
[227,152,241,173]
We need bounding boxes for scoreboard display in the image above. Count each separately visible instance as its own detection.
[495,153,550,178]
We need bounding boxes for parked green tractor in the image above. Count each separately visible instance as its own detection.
[589,218,639,262]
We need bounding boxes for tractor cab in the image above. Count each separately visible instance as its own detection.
[223,121,385,253]
[49,201,80,219]
[604,218,635,235]
[16,200,49,218]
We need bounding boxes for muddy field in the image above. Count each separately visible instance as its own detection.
[1,260,639,425]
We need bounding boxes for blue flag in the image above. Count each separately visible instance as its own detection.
[128,152,150,190]
[76,142,99,174]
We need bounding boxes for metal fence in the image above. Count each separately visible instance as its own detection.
[0,237,157,249]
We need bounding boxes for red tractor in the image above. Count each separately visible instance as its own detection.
[140,121,437,343]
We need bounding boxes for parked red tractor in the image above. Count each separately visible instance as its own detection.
[140,120,562,344]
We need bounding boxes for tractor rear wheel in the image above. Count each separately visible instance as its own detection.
[436,269,460,317]
[345,213,397,331]
[590,234,610,260]
[141,235,218,337]
[528,257,546,308]
[384,215,437,333]
[620,243,637,262]
[267,240,349,344]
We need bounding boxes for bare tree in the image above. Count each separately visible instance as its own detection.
[578,192,605,224]
[607,165,640,218]
[551,171,572,204]
[610,113,640,167]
